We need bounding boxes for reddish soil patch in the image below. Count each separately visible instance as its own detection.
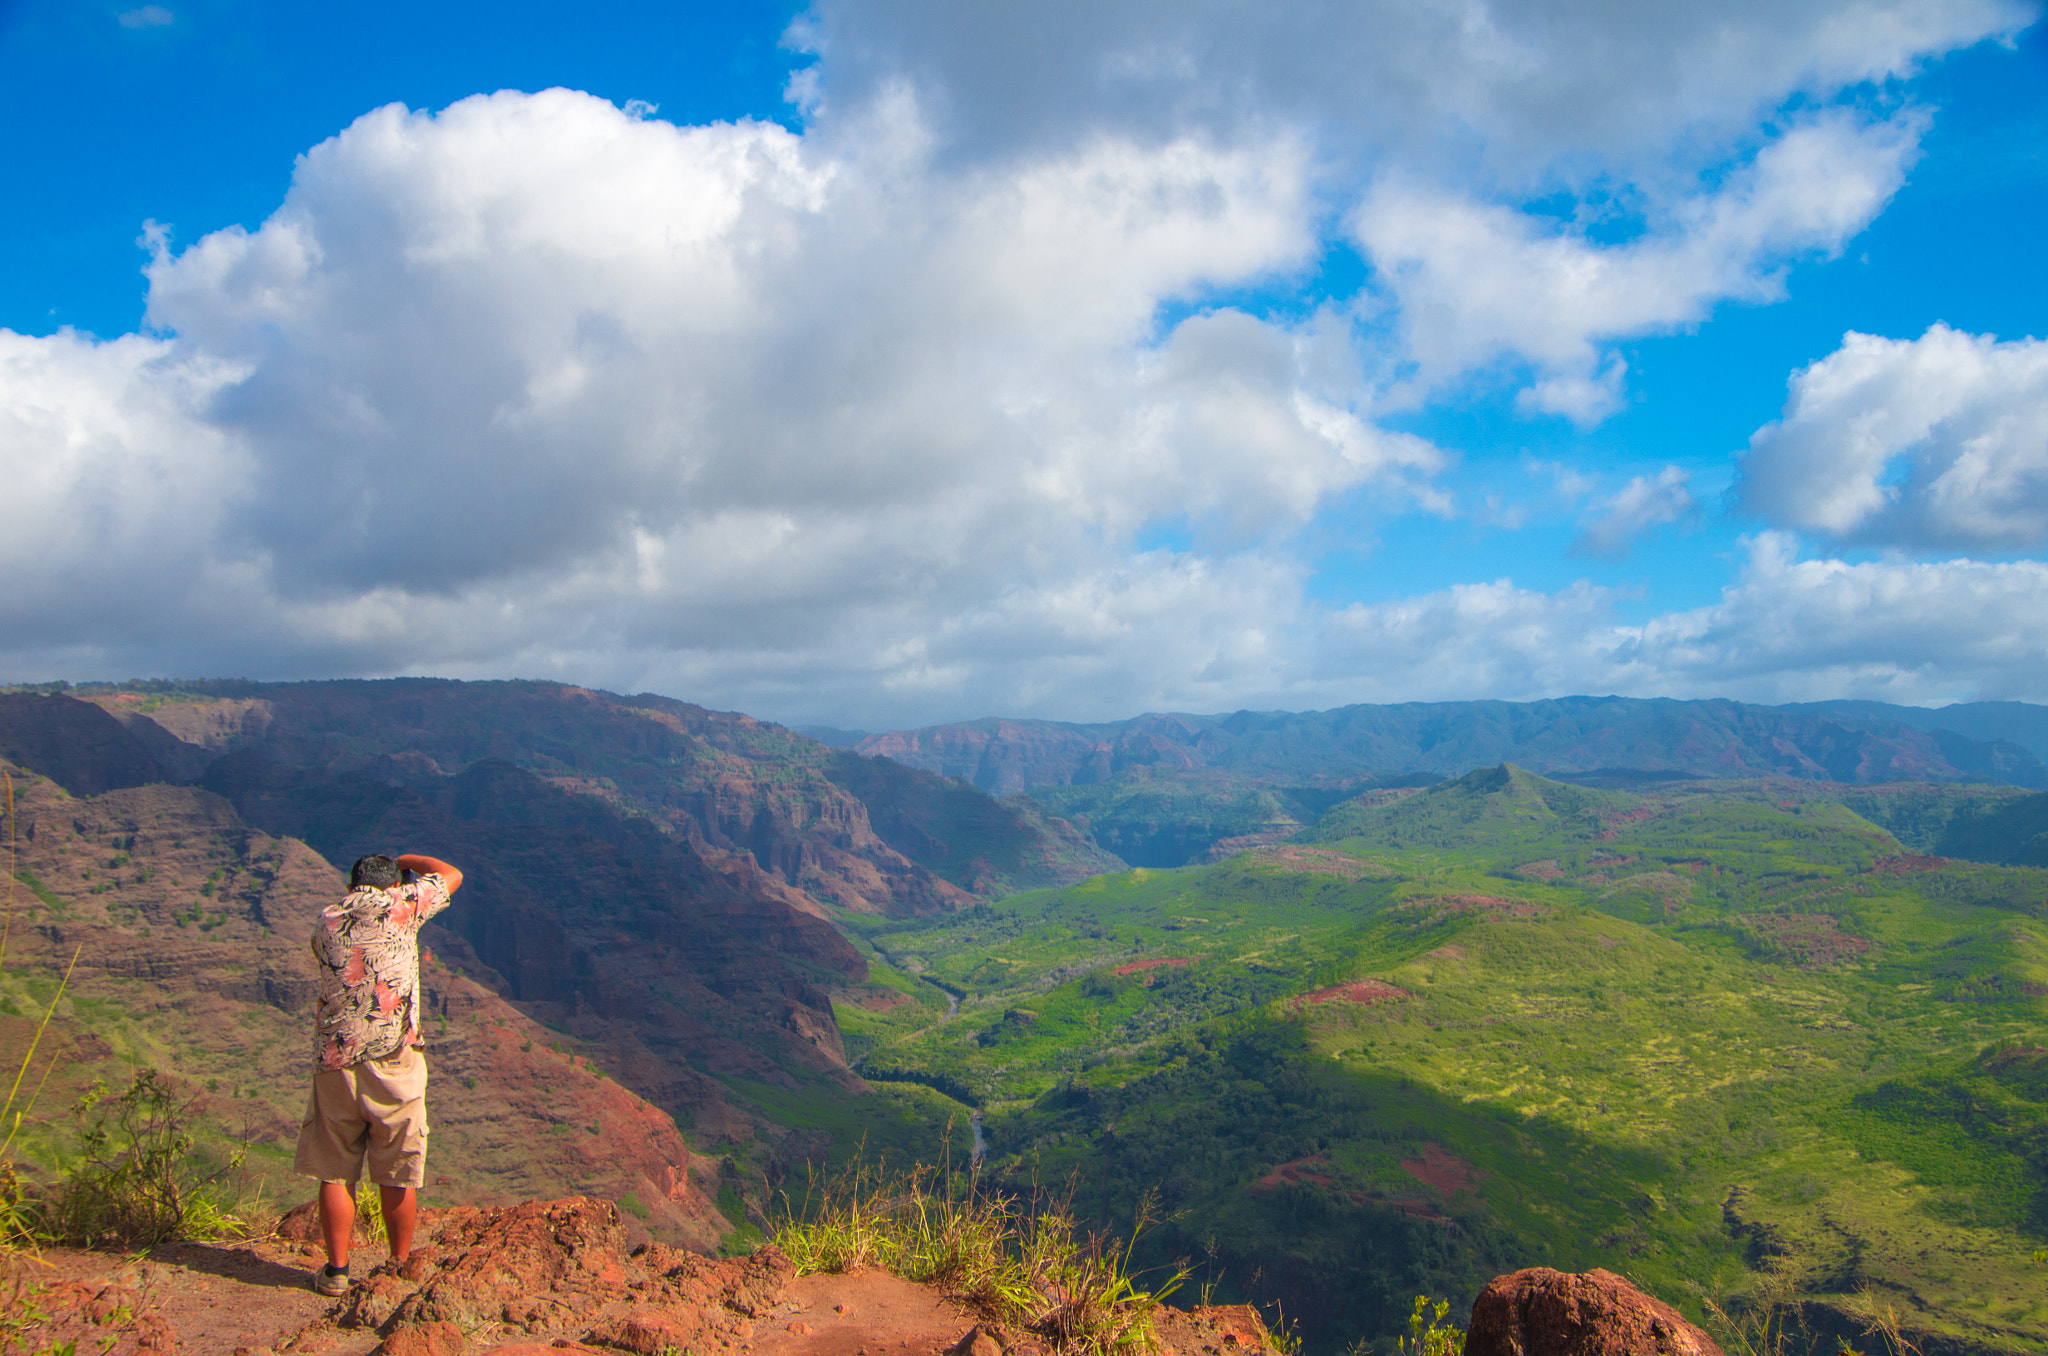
[853,988,913,1012]
[1109,957,1193,976]
[16,1239,376,1356]
[1400,1142,1478,1195]
[1296,979,1410,1008]
[1595,809,1658,840]
[1739,913,1873,968]
[1872,853,1948,876]
[1254,1154,1339,1192]
[1513,859,1566,880]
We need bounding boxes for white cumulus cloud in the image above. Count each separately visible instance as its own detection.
[0,89,1425,720]
[1,1,2042,723]
[1355,111,1924,419]
[1741,323,2048,550]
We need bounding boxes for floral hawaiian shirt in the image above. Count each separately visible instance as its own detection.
[310,873,453,1071]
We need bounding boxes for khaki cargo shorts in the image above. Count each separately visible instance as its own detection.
[293,1045,430,1189]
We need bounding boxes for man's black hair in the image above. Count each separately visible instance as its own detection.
[351,854,401,889]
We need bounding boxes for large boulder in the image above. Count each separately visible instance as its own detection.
[1465,1267,1725,1356]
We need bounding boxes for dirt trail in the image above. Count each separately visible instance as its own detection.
[13,1197,1283,1356]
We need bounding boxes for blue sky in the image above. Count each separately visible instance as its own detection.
[3,0,2047,727]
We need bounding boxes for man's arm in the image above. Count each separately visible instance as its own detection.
[396,853,463,895]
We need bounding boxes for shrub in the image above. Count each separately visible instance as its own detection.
[39,1069,246,1247]
[1395,1296,1463,1356]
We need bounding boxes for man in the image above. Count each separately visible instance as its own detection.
[294,851,463,1297]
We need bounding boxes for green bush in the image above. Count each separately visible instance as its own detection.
[39,1069,245,1247]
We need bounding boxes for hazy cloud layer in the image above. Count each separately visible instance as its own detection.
[793,0,2023,178]
[2,0,2042,723]
[1318,535,2048,706]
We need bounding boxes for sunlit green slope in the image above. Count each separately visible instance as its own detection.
[828,767,2048,1356]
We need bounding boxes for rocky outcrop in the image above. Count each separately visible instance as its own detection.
[317,1196,1287,1356]
[1464,1267,1725,1356]
[336,1197,793,1350]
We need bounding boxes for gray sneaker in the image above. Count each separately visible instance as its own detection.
[312,1264,350,1297]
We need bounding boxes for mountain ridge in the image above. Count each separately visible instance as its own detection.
[853,696,2048,793]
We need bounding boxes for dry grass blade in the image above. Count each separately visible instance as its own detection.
[1695,1274,1808,1356]
[2,770,14,971]
[1,944,81,1168]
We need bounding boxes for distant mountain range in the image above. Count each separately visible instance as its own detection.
[844,696,2048,793]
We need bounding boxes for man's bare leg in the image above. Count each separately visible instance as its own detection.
[379,1184,417,1262]
[317,1180,355,1270]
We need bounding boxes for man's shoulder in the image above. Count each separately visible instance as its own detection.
[320,887,383,924]
[389,873,451,924]
[408,872,451,903]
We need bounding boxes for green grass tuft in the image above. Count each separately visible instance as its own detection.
[774,1154,1188,1356]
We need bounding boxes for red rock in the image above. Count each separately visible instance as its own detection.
[388,1197,626,1330]
[948,1325,1005,1356]
[584,1313,704,1355]
[275,1201,323,1243]
[719,1246,797,1317]
[1465,1267,1725,1356]
[378,1321,468,1356]
[340,1273,420,1329]
[132,1314,177,1352]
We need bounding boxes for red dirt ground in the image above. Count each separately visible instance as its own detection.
[1108,957,1193,976]
[1252,1155,1339,1193]
[10,1198,1286,1356]
[1400,1142,1478,1195]
[1595,809,1658,840]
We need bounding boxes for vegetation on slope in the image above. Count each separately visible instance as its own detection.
[831,768,2048,1356]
